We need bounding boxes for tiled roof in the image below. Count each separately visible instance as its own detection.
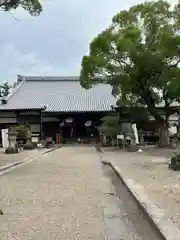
[0,76,116,112]
[156,101,180,108]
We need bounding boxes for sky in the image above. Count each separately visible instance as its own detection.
[0,0,177,83]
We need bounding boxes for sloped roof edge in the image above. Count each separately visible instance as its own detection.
[19,75,79,82]
[2,75,80,105]
[4,79,25,102]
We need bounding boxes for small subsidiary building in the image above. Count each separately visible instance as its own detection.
[0,75,116,143]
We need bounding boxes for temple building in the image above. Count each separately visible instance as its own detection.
[0,75,116,143]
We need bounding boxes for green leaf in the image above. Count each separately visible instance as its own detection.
[0,0,42,16]
[0,82,11,98]
[80,0,180,122]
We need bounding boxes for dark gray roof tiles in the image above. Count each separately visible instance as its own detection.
[0,76,116,112]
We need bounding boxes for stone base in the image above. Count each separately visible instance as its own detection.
[32,142,37,148]
[5,147,19,154]
[23,143,34,150]
[169,154,180,171]
[126,144,140,152]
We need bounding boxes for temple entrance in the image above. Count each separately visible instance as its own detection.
[43,122,60,142]
[61,125,74,138]
[42,112,104,143]
[60,121,93,139]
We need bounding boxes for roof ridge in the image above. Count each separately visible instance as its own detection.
[23,76,79,81]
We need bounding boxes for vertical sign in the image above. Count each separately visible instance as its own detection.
[1,129,9,149]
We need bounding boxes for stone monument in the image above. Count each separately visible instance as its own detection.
[31,133,39,148]
[5,126,18,154]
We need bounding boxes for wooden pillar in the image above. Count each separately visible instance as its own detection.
[56,133,60,144]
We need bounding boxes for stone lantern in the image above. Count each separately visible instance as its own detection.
[23,128,34,150]
[8,127,17,148]
[5,126,18,154]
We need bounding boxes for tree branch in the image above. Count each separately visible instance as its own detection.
[0,0,9,7]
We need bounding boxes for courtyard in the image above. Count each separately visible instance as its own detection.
[0,146,179,239]
[0,147,105,240]
[0,148,48,168]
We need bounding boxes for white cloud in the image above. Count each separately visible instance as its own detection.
[0,0,178,83]
[0,43,80,83]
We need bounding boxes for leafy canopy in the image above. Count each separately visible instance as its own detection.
[16,124,29,139]
[80,0,180,122]
[98,115,120,137]
[0,82,11,98]
[0,0,42,15]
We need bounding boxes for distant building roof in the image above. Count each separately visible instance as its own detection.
[0,76,116,112]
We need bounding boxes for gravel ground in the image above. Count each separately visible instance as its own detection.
[102,164,163,240]
[0,148,47,167]
[139,147,180,158]
[103,150,180,231]
[102,146,180,159]
[0,146,105,240]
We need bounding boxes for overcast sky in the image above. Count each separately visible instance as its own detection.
[0,0,177,83]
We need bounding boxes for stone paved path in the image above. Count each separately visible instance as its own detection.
[0,146,105,240]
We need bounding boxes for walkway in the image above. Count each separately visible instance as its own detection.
[0,147,105,240]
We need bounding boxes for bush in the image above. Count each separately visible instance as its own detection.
[98,116,120,138]
[16,124,29,139]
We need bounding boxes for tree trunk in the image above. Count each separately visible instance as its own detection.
[177,114,180,140]
[158,124,169,148]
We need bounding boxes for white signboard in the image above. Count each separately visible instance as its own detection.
[132,123,139,144]
[117,134,124,139]
[1,129,9,149]
[31,136,39,143]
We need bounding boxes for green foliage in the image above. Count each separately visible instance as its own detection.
[80,0,180,123]
[0,0,42,15]
[16,124,29,139]
[119,106,149,123]
[98,115,120,137]
[0,82,11,98]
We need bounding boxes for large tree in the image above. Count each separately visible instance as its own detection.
[0,0,42,15]
[0,82,11,98]
[80,0,180,147]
